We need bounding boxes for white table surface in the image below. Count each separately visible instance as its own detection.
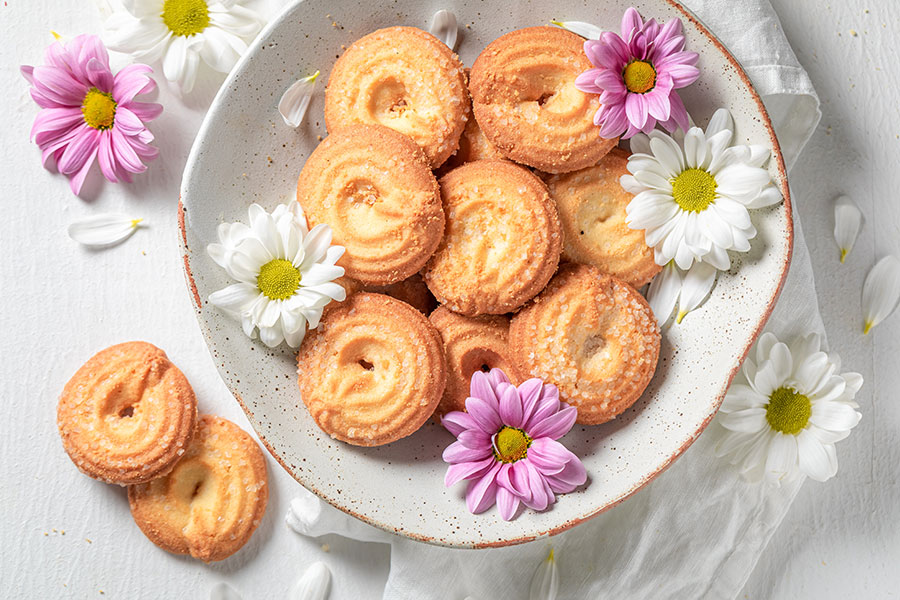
[1,0,898,598]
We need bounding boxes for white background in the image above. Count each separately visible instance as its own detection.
[1,0,898,598]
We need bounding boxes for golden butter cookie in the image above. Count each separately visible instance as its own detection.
[324,26,468,168]
[424,160,562,315]
[546,149,661,287]
[442,105,506,171]
[469,26,617,173]
[297,293,446,446]
[509,264,660,424]
[128,415,268,562]
[57,342,198,485]
[297,124,444,286]
[328,273,437,316]
[429,306,521,415]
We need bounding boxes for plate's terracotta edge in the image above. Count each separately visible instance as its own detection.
[177,0,794,549]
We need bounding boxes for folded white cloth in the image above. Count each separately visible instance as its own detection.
[287,1,822,598]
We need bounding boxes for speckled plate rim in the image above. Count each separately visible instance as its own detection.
[177,0,793,548]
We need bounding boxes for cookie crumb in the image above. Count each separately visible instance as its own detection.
[321,543,330,552]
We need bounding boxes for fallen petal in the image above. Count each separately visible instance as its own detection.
[676,261,718,323]
[67,213,143,247]
[429,9,458,51]
[210,582,242,600]
[833,195,862,263]
[550,20,604,40]
[646,261,681,327]
[529,548,559,600]
[278,71,320,128]
[290,561,331,600]
[861,255,900,334]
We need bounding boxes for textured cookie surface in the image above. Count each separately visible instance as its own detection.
[469,26,616,173]
[324,26,468,168]
[128,415,268,562]
[546,149,661,287]
[424,160,562,315]
[509,265,660,424]
[297,293,446,446]
[297,124,443,285]
[429,306,521,415]
[57,341,198,485]
[442,105,506,171]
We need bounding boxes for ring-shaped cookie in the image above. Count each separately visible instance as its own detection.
[509,264,660,424]
[429,306,521,415]
[324,26,469,168]
[57,342,198,485]
[547,149,661,287]
[128,415,268,562]
[297,293,446,446]
[424,160,562,315]
[297,124,444,285]
[469,26,617,173]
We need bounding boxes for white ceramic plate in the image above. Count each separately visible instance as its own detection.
[179,0,791,548]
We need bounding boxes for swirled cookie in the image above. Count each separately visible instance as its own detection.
[128,415,268,562]
[424,160,562,315]
[296,124,443,285]
[324,26,468,168]
[509,265,660,424]
[429,306,521,415]
[442,106,506,171]
[329,273,437,316]
[546,149,661,287]
[297,293,446,446]
[57,342,198,485]
[469,26,617,173]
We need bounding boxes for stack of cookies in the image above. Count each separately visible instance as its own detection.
[57,342,268,562]
[295,25,662,446]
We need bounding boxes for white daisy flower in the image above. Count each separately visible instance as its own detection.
[103,0,265,93]
[715,332,862,485]
[621,108,782,271]
[207,201,346,348]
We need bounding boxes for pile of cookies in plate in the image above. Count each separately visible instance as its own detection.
[57,342,268,562]
[295,25,661,446]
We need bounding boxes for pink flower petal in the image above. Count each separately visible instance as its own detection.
[521,460,552,511]
[128,101,163,123]
[487,368,510,387]
[661,62,700,88]
[445,456,495,487]
[465,463,500,514]
[465,396,502,433]
[96,131,119,183]
[114,106,146,136]
[457,428,491,449]
[498,384,523,428]
[68,145,98,195]
[113,63,156,104]
[496,487,520,521]
[57,126,99,174]
[85,57,113,92]
[527,405,578,439]
[620,7,643,39]
[644,89,672,122]
[525,392,561,431]
[517,379,543,424]
[32,65,86,106]
[110,126,146,173]
[21,65,34,84]
[31,107,83,141]
[469,370,499,405]
[625,93,649,130]
[545,456,588,493]
[526,438,571,475]
[600,31,630,64]
[443,440,492,465]
[442,411,479,437]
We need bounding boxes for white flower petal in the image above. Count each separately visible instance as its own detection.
[550,20,603,40]
[721,383,765,413]
[529,549,559,600]
[647,262,681,327]
[833,195,862,263]
[278,71,320,128]
[861,255,900,333]
[289,561,331,600]
[629,133,652,156]
[764,432,798,481]
[705,108,734,141]
[430,10,459,51]
[259,324,284,348]
[810,401,861,432]
[797,429,837,482]
[210,582,242,600]
[649,136,685,177]
[719,407,767,433]
[67,213,143,247]
[675,261,717,323]
[209,283,258,313]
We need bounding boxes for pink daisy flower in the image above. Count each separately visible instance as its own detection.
[441,369,587,521]
[575,7,699,139]
[21,34,162,195]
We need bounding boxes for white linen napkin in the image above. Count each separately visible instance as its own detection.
[287,1,823,598]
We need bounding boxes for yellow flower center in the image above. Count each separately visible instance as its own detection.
[161,0,210,37]
[257,259,301,301]
[765,386,812,435]
[81,88,117,130]
[623,60,657,94]
[492,426,532,463]
[672,168,717,213]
